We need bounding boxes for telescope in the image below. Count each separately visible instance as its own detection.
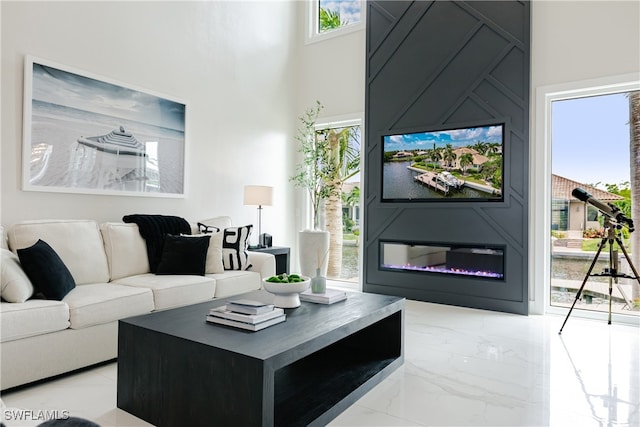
[572,188,634,232]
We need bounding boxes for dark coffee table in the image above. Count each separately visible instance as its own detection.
[117,290,404,427]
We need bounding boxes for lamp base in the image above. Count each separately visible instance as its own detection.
[259,233,272,248]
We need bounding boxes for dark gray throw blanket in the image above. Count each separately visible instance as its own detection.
[123,214,191,273]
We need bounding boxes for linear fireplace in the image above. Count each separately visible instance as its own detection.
[380,241,505,280]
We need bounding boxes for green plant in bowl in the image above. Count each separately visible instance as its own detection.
[265,273,304,283]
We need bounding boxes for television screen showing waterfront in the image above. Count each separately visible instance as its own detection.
[382,124,504,202]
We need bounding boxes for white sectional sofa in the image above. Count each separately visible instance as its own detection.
[0,216,274,390]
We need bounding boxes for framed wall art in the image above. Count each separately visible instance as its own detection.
[23,55,186,197]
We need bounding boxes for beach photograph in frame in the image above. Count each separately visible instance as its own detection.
[382,123,505,202]
[23,56,186,197]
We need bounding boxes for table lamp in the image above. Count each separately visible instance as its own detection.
[243,185,273,248]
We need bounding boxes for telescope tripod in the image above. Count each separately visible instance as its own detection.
[559,217,640,334]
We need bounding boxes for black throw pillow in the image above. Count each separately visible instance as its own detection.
[17,239,76,300]
[156,234,210,276]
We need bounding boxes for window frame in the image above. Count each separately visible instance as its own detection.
[311,113,364,286]
[531,74,640,326]
[305,0,366,45]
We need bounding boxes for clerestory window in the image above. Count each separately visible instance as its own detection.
[308,0,364,43]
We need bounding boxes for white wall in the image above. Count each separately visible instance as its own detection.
[531,0,639,88]
[295,4,366,117]
[1,1,299,250]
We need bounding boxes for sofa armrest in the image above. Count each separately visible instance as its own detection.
[247,252,275,279]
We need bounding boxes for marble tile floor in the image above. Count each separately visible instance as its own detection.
[1,299,638,427]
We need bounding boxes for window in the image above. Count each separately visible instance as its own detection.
[551,199,568,231]
[308,0,364,43]
[550,91,639,320]
[314,119,362,285]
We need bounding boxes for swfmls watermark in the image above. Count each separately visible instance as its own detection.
[3,409,70,422]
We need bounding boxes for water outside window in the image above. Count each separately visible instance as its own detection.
[551,92,640,317]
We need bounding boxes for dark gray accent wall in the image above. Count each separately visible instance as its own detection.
[364,1,530,315]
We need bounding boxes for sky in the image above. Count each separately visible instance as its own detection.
[32,63,185,132]
[384,125,503,152]
[552,92,631,188]
[320,0,361,25]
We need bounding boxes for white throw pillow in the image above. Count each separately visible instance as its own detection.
[1,248,34,303]
[221,225,253,271]
[183,232,224,274]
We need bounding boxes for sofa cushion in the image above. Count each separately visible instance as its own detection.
[17,239,76,300]
[122,214,191,273]
[221,225,253,271]
[198,216,233,230]
[8,220,110,285]
[1,248,34,303]
[206,270,261,298]
[183,232,224,274]
[100,222,150,281]
[63,283,154,329]
[0,300,70,342]
[113,274,216,310]
[157,234,210,276]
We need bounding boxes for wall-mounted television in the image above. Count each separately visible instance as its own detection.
[382,123,505,202]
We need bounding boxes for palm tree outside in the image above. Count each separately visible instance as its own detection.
[429,147,442,170]
[459,152,474,175]
[442,144,456,169]
[319,8,345,32]
[322,126,360,277]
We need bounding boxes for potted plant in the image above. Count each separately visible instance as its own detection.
[290,101,331,278]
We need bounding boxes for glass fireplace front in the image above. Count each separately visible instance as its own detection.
[380,241,505,280]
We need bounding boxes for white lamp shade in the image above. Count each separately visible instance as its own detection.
[243,185,273,207]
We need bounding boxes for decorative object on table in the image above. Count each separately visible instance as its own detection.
[23,56,186,197]
[310,247,329,293]
[262,274,311,308]
[226,299,275,315]
[206,303,285,331]
[300,288,347,305]
[298,230,330,278]
[243,185,273,248]
[311,268,327,293]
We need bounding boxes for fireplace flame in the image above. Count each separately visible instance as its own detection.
[382,263,504,279]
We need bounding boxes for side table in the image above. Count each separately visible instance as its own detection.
[249,246,290,275]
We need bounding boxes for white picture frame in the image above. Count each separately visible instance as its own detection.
[22,55,187,198]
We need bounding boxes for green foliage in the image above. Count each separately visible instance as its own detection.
[343,213,355,233]
[551,230,566,239]
[459,152,474,174]
[319,7,346,32]
[289,101,329,229]
[581,238,629,252]
[383,151,396,162]
[266,273,303,283]
[480,157,502,189]
[289,101,361,229]
[342,186,360,207]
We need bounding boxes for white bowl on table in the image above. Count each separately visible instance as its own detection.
[262,276,310,308]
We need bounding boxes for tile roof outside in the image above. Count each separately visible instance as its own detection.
[552,174,624,201]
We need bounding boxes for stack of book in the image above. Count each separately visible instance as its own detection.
[299,288,347,304]
[206,299,285,331]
